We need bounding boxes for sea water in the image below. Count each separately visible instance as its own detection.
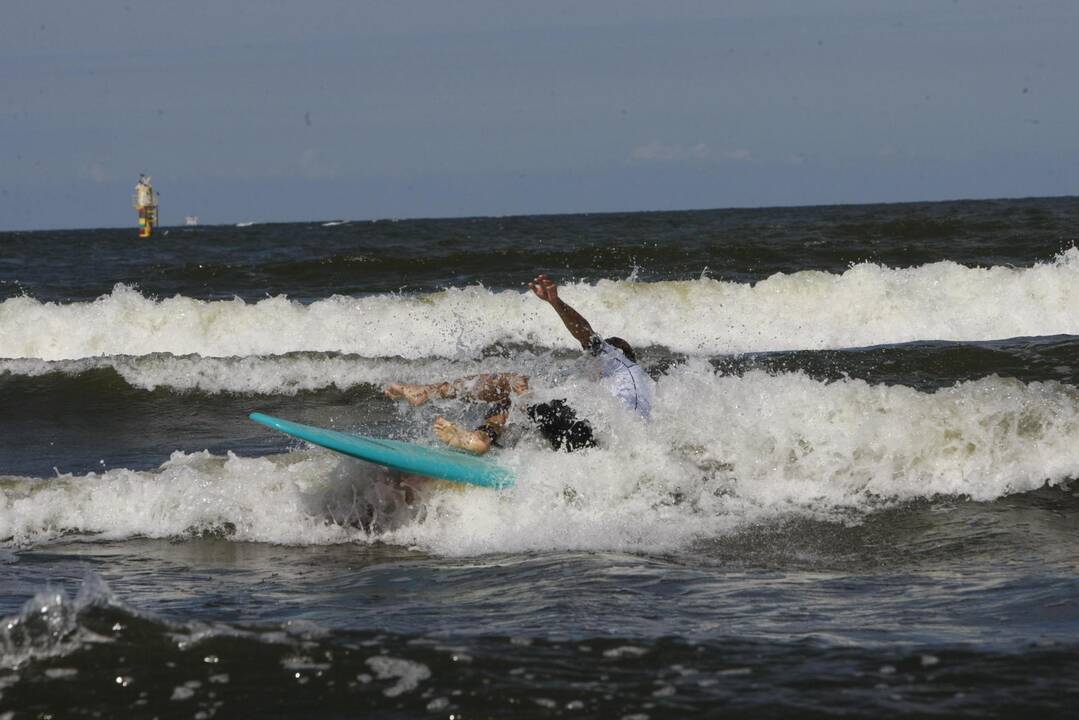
[2,197,1079,716]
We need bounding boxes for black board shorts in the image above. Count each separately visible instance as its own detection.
[479,399,596,452]
[525,399,596,452]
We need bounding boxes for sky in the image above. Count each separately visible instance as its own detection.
[1,0,1077,230]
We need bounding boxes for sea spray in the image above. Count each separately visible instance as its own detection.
[0,575,117,671]
[5,249,1079,361]
[0,353,535,395]
[4,368,1078,555]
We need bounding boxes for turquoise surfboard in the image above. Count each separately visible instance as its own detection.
[249,412,514,489]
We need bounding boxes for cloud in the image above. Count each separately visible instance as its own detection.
[630,142,752,164]
[79,161,113,183]
[298,148,341,180]
[632,141,711,162]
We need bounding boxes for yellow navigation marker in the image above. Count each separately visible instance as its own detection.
[133,174,159,238]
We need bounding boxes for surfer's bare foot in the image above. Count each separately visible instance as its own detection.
[385,383,431,406]
[434,416,492,455]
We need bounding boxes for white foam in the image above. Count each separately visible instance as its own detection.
[364,656,431,697]
[4,368,1078,555]
[374,366,1079,555]
[5,250,1079,361]
[0,451,376,547]
[0,354,529,395]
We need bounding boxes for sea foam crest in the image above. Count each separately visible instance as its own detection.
[0,451,373,547]
[4,250,1079,361]
[3,368,1077,554]
[0,354,529,395]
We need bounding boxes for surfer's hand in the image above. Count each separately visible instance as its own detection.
[529,274,559,304]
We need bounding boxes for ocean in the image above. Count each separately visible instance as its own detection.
[2,196,1079,717]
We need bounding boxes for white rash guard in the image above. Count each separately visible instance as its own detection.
[589,336,655,419]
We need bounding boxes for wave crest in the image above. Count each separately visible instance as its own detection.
[4,251,1079,361]
[3,369,1077,554]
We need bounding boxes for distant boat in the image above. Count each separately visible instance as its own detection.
[185,216,200,226]
[236,221,256,227]
[322,220,349,227]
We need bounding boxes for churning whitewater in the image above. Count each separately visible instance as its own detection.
[5,199,1079,717]
[4,244,1079,553]
[5,366,1079,555]
[4,249,1079,361]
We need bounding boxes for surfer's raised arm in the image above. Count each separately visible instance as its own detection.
[383,273,650,456]
[528,274,594,350]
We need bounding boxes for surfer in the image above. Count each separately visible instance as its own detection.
[385,274,654,454]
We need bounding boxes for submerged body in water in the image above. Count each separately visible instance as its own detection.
[385,273,655,455]
[2,196,1079,716]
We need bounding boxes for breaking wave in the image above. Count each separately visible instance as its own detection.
[4,250,1079,361]
[4,368,1077,555]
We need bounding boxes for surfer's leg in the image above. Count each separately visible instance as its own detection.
[469,373,529,402]
[386,374,528,407]
[385,382,450,406]
[433,399,511,455]
[434,416,496,454]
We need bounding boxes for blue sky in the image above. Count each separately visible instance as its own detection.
[1,1,1076,229]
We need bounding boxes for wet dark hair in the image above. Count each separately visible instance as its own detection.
[604,336,637,363]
